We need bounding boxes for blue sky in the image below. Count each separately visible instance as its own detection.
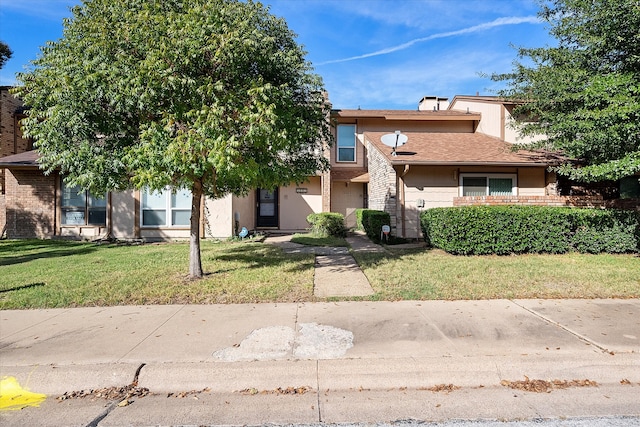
[0,0,553,110]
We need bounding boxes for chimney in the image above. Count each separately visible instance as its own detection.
[419,96,449,111]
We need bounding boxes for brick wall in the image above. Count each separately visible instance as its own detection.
[5,169,56,238]
[1,87,32,213]
[0,87,30,157]
[453,195,640,210]
[366,141,397,232]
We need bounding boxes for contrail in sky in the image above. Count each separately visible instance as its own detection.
[317,16,541,66]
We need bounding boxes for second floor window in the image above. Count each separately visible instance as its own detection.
[337,124,356,162]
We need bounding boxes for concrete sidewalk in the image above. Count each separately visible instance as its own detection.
[1,299,639,426]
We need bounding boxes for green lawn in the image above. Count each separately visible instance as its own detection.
[1,239,638,309]
[0,240,315,309]
[356,248,640,300]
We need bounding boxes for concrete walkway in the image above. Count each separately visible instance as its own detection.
[265,233,381,297]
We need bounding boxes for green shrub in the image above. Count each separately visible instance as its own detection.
[360,209,391,243]
[306,212,347,237]
[568,209,639,253]
[355,208,365,230]
[420,206,639,255]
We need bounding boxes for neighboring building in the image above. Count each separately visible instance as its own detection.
[1,91,635,241]
[449,95,543,144]
[1,87,33,238]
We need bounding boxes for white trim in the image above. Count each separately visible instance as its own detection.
[458,173,518,197]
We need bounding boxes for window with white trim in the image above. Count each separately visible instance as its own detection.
[61,179,107,225]
[460,174,517,196]
[337,124,356,162]
[141,187,191,227]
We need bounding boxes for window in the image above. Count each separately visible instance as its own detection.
[337,124,356,162]
[141,187,191,227]
[460,174,516,196]
[61,180,107,225]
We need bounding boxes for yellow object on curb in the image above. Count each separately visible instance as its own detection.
[0,376,47,411]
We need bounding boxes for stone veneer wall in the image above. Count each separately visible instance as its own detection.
[366,141,397,232]
[4,170,56,238]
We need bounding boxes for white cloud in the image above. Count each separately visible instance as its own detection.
[318,16,541,66]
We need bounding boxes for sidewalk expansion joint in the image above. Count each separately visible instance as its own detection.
[510,300,613,354]
[315,359,322,422]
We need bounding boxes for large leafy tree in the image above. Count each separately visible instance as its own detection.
[15,0,330,278]
[492,0,640,182]
[0,41,12,69]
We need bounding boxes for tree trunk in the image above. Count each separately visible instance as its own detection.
[189,179,204,279]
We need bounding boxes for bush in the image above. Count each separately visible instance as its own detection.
[421,206,639,255]
[360,209,391,243]
[306,212,347,237]
[568,209,639,253]
[355,208,365,231]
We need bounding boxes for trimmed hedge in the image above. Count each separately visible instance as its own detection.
[306,212,347,237]
[360,209,391,243]
[421,206,639,255]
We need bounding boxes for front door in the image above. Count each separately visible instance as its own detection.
[256,188,278,228]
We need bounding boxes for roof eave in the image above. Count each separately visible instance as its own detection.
[389,160,555,167]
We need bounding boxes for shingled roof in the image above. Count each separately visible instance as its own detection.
[364,131,565,167]
[0,150,40,169]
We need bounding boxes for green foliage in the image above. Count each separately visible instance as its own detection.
[13,0,331,277]
[15,0,330,196]
[0,40,12,70]
[360,209,391,243]
[306,213,347,237]
[568,209,640,253]
[421,206,639,255]
[355,208,365,230]
[492,0,640,182]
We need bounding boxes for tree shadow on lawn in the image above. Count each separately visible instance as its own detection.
[207,243,314,274]
[0,282,46,293]
[0,240,97,267]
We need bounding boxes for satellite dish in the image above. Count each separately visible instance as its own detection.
[380,131,407,156]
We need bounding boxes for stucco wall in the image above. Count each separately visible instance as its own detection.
[280,177,322,231]
[330,181,365,228]
[110,190,136,239]
[205,194,234,238]
[517,168,547,196]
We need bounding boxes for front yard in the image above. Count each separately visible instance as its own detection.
[0,239,638,309]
